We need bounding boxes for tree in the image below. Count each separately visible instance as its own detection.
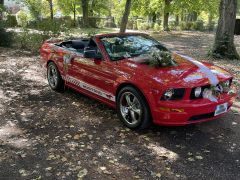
[47,0,54,20]
[163,0,171,31]
[120,0,132,33]
[23,0,43,20]
[212,0,239,59]
[81,0,89,27]
[57,0,79,26]
[0,0,4,20]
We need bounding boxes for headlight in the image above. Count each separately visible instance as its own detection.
[163,89,174,100]
[161,88,185,100]
[194,87,202,98]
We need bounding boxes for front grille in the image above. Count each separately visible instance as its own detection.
[172,88,185,100]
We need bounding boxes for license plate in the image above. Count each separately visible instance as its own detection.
[214,103,228,116]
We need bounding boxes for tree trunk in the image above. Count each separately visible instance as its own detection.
[47,0,54,20]
[81,0,89,27]
[152,13,157,23]
[163,0,171,31]
[175,15,179,26]
[120,0,132,33]
[0,0,4,20]
[73,0,76,27]
[208,13,213,26]
[212,0,239,59]
[207,12,213,31]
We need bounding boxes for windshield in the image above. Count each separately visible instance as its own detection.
[100,35,169,61]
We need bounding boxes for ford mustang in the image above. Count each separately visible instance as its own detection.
[40,33,236,130]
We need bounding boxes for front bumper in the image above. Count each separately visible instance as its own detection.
[152,93,236,126]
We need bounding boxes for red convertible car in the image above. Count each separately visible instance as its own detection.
[40,33,236,130]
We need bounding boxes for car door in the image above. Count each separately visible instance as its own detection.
[65,49,117,103]
[80,57,117,102]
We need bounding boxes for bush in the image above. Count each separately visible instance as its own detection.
[180,20,205,31]
[35,18,69,37]
[60,16,72,26]
[180,21,193,30]
[192,20,204,31]
[207,22,216,31]
[0,22,14,47]
[153,23,162,31]
[138,22,151,30]
[169,21,177,30]
[127,20,134,29]
[6,15,17,27]
[15,28,50,54]
[16,10,28,27]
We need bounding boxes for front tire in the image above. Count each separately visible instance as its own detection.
[117,86,152,130]
[47,62,64,92]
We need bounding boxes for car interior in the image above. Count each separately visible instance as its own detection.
[58,38,98,55]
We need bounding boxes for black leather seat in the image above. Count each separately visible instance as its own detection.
[72,40,85,50]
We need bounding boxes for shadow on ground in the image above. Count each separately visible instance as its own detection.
[0,32,240,179]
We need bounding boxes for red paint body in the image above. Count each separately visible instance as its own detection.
[40,33,236,126]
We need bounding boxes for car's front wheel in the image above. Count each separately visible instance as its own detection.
[47,62,64,92]
[117,86,152,130]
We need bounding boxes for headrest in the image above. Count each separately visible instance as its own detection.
[72,40,85,49]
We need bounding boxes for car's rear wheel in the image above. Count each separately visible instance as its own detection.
[47,62,64,91]
[117,86,152,130]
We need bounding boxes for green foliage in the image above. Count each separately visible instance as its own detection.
[6,15,17,27]
[0,4,5,14]
[0,22,13,47]
[180,21,193,30]
[153,23,162,31]
[138,22,151,30]
[57,0,80,16]
[179,20,204,31]
[206,22,216,31]
[35,18,69,37]
[15,28,49,54]
[192,20,204,31]
[16,10,29,27]
[147,49,176,67]
[23,0,42,20]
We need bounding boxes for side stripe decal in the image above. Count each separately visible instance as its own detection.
[63,75,116,102]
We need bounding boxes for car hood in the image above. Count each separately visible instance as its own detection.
[118,52,232,88]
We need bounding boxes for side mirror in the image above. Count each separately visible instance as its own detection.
[63,54,74,64]
[84,48,102,60]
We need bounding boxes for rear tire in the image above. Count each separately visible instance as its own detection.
[117,86,152,130]
[47,62,64,92]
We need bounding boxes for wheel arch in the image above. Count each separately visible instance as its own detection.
[116,82,152,116]
[47,60,55,67]
[115,82,153,128]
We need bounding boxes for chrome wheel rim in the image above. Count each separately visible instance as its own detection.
[120,92,142,126]
[48,65,58,88]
